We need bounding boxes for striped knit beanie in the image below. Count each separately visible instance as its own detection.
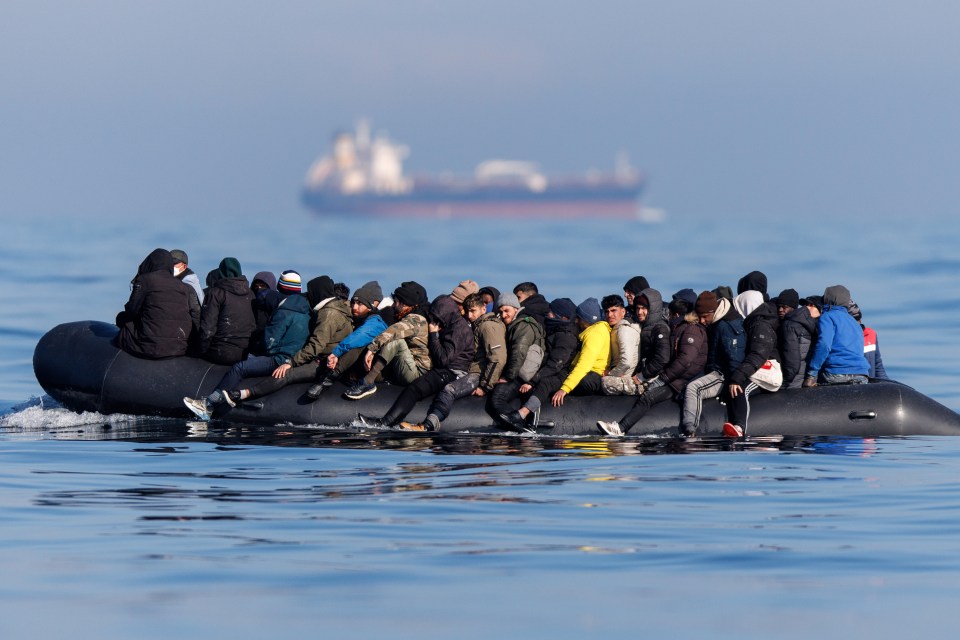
[278,270,302,295]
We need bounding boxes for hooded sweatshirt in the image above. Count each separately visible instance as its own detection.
[728,291,780,387]
[807,285,869,378]
[427,295,476,372]
[779,305,818,388]
[116,248,193,359]
[198,272,257,363]
[635,287,671,379]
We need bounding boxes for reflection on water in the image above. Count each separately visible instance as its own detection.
[2,405,882,459]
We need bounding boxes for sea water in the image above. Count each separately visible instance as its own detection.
[1,211,959,638]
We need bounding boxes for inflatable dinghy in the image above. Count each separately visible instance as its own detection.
[33,321,960,437]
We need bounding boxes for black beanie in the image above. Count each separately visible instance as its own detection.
[549,297,577,321]
[773,288,800,309]
[393,281,428,307]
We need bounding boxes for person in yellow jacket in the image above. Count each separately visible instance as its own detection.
[552,297,611,407]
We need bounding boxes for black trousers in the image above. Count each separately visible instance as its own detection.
[618,384,674,432]
[382,368,459,426]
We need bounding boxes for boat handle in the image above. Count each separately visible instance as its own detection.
[848,410,877,420]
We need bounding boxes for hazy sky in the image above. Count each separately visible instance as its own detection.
[3,1,959,221]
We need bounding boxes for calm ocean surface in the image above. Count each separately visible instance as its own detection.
[1,210,959,638]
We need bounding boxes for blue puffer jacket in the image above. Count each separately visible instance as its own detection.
[331,311,388,358]
[807,305,869,378]
[263,294,311,365]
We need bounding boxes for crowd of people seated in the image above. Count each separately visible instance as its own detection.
[117,248,889,437]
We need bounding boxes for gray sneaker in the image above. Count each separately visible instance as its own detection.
[597,420,624,437]
[183,396,211,421]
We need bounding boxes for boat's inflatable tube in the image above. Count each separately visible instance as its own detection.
[34,321,960,437]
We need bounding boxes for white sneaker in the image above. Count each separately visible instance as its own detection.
[183,396,211,421]
[597,420,623,436]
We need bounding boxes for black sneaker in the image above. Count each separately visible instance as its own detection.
[358,414,384,428]
[222,390,241,408]
[306,379,333,401]
[343,380,377,400]
[498,411,527,431]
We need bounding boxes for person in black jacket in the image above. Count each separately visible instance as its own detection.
[634,288,672,382]
[498,297,580,430]
[724,290,780,437]
[598,291,715,436]
[197,257,257,365]
[513,281,551,330]
[116,248,193,359]
[363,295,476,429]
[779,295,820,389]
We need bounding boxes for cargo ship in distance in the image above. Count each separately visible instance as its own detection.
[301,120,651,219]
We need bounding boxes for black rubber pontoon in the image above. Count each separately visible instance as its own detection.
[33,321,960,437]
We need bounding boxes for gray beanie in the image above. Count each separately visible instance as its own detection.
[496,292,521,310]
[352,280,383,309]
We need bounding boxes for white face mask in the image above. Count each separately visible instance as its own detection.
[173,265,184,277]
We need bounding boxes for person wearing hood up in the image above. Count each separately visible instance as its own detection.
[305,281,388,400]
[722,290,781,437]
[344,281,432,400]
[598,291,715,436]
[363,294,476,429]
[116,248,193,359]
[196,257,256,365]
[737,270,769,301]
[622,275,650,308]
[404,292,507,431]
[804,285,870,388]
[248,271,282,356]
[478,286,501,314]
[497,297,580,431]
[635,288,672,382]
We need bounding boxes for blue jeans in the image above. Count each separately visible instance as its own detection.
[821,373,868,385]
[216,355,278,391]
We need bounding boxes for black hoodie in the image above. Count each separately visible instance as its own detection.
[116,248,193,359]
[728,300,780,387]
[199,275,257,364]
[427,295,476,372]
[519,293,551,330]
[779,305,818,389]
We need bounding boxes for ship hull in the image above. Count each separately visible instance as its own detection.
[302,182,645,218]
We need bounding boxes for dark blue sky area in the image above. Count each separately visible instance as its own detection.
[2,1,958,221]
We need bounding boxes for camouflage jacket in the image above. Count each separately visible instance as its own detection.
[367,312,432,371]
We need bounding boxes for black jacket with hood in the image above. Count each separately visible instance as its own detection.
[635,287,672,379]
[530,316,579,384]
[728,298,780,387]
[116,248,193,359]
[427,295,476,372]
[199,266,257,364]
[779,305,817,389]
